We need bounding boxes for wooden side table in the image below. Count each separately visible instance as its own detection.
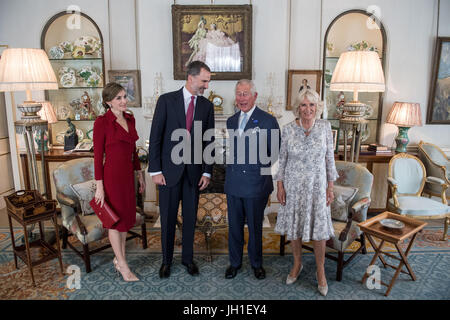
[358,211,427,296]
[5,192,64,287]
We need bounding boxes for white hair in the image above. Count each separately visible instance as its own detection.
[235,79,257,95]
[292,88,324,119]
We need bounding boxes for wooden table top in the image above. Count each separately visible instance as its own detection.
[358,211,427,243]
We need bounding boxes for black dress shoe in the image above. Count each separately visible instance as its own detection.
[182,262,199,276]
[225,265,241,279]
[253,267,266,280]
[159,264,171,278]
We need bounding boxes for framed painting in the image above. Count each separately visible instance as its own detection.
[172,5,252,80]
[332,126,339,153]
[108,70,141,108]
[427,37,450,124]
[286,70,322,110]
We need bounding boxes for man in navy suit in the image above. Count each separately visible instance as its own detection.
[224,79,280,280]
[148,61,215,278]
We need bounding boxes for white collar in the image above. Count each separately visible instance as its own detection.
[183,86,196,101]
[240,105,257,119]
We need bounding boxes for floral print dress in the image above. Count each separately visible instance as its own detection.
[274,119,338,241]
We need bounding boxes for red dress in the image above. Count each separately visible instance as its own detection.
[93,109,141,232]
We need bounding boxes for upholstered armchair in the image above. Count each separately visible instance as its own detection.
[279,161,373,281]
[53,158,147,272]
[387,153,450,240]
[418,141,450,200]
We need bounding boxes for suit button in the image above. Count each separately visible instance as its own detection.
[243,170,246,173]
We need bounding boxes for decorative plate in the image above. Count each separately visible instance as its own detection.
[87,73,102,87]
[60,72,76,88]
[57,105,71,120]
[56,131,65,144]
[49,46,64,59]
[77,66,100,86]
[76,128,84,141]
[380,218,405,229]
[72,46,85,58]
[58,67,76,77]
[59,41,73,53]
[74,36,101,54]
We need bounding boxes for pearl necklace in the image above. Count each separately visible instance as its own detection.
[299,118,315,134]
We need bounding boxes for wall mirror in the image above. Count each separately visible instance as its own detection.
[322,10,386,144]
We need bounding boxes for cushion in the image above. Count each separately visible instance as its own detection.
[388,196,450,216]
[330,185,358,222]
[70,179,96,215]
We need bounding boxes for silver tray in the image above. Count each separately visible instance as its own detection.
[380,218,405,229]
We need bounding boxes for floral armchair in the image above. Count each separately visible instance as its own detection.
[418,141,450,200]
[387,153,450,240]
[279,161,373,281]
[53,158,147,272]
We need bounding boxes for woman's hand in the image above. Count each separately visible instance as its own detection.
[326,182,334,206]
[138,172,146,194]
[95,180,105,207]
[277,181,286,206]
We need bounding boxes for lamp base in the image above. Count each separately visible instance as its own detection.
[394,126,410,153]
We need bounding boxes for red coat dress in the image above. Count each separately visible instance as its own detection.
[93,109,141,232]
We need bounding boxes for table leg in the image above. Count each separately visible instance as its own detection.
[362,235,386,284]
[38,221,45,241]
[396,233,418,281]
[52,216,64,275]
[7,215,18,269]
[23,225,36,287]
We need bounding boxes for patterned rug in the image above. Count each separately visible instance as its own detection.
[0,217,448,300]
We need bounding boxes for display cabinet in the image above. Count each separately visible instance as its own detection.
[41,11,105,145]
[322,10,387,144]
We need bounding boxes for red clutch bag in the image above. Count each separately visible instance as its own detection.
[89,198,120,228]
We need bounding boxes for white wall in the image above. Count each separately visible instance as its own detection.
[0,0,449,189]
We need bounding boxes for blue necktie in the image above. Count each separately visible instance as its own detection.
[239,113,248,136]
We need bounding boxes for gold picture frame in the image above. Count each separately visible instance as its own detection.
[108,70,142,108]
[172,4,252,80]
[286,70,322,110]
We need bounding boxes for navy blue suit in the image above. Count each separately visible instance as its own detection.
[148,87,214,265]
[224,106,280,269]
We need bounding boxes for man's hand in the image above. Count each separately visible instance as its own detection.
[198,176,210,191]
[152,173,166,186]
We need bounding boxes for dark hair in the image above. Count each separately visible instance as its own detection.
[186,61,211,78]
[102,82,126,110]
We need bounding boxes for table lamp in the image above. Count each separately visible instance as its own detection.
[386,102,422,153]
[0,48,58,197]
[37,101,58,152]
[330,50,385,162]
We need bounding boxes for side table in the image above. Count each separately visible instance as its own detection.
[5,191,64,286]
[358,211,427,296]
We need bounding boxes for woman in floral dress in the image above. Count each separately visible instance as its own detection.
[274,88,338,296]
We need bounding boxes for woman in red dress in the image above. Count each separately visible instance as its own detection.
[93,82,145,282]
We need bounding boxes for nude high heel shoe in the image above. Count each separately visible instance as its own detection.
[286,264,303,285]
[114,257,139,282]
[316,272,328,296]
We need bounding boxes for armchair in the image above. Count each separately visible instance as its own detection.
[279,161,373,281]
[387,153,450,241]
[418,141,450,200]
[53,158,147,272]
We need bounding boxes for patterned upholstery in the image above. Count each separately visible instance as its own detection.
[327,161,373,251]
[177,193,228,261]
[53,158,147,271]
[418,141,450,199]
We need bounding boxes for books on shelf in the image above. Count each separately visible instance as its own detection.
[368,143,390,151]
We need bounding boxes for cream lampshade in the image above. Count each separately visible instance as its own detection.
[330,50,385,162]
[386,102,422,153]
[0,48,58,195]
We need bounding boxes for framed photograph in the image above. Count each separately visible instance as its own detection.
[427,37,450,124]
[286,70,322,110]
[172,5,252,80]
[108,70,141,108]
